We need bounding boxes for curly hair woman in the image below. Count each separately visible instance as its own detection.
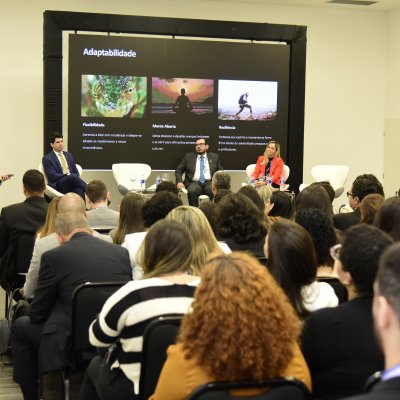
[150,252,311,400]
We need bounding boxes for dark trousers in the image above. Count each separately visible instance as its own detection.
[79,355,136,400]
[11,316,43,400]
[54,174,87,199]
[187,181,213,207]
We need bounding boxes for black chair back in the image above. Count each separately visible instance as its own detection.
[69,281,126,363]
[139,315,182,400]
[188,378,312,400]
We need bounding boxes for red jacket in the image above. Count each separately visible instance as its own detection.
[252,156,284,184]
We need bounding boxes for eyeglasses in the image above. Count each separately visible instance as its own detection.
[330,244,342,261]
[196,143,206,146]
[346,192,354,197]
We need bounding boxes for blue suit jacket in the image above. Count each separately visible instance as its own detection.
[42,151,79,187]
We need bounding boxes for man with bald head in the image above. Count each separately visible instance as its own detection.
[23,192,112,298]
[12,211,132,399]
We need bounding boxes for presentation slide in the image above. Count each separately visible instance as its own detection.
[68,34,290,170]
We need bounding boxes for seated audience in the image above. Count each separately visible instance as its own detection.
[295,208,347,303]
[110,193,145,245]
[238,185,265,212]
[310,181,336,204]
[339,242,400,400]
[257,184,274,212]
[23,193,112,299]
[166,206,228,274]
[334,174,384,231]
[150,252,311,400]
[122,191,182,272]
[373,196,400,241]
[215,193,267,258]
[295,185,333,218]
[36,196,61,239]
[211,170,231,195]
[301,224,392,400]
[268,191,293,220]
[79,220,200,400]
[198,201,217,234]
[12,212,132,400]
[155,180,179,196]
[266,219,338,318]
[213,188,232,203]
[86,179,119,228]
[360,193,384,224]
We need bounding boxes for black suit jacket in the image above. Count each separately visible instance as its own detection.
[175,152,223,186]
[333,207,361,232]
[28,232,132,373]
[340,377,400,400]
[0,196,48,257]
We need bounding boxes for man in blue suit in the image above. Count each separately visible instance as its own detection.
[42,132,86,199]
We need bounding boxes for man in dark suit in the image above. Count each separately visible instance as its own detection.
[340,242,400,400]
[333,174,384,231]
[11,212,132,400]
[0,170,48,258]
[175,138,223,206]
[0,171,48,290]
[42,132,86,199]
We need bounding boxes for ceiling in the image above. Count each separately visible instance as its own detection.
[216,0,400,11]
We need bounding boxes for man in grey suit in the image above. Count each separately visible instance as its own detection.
[341,242,400,400]
[175,138,223,206]
[11,212,132,399]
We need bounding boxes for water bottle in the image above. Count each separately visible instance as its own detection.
[266,174,272,186]
[279,178,286,191]
[140,175,145,191]
[155,175,161,187]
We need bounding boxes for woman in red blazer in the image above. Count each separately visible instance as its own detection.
[252,141,284,187]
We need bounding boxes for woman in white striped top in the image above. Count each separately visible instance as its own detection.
[79,219,201,400]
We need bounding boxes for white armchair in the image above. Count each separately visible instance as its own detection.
[112,163,152,195]
[311,165,350,198]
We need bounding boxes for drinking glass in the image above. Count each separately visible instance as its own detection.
[161,172,170,181]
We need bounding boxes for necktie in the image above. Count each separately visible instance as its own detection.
[58,152,69,174]
[199,156,205,184]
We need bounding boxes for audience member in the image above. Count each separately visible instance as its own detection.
[79,220,200,400]
[213,188,232,203]
[301,224,392,400]
[211,170,231,195]
[36,196,61,239]
[257,184,274,214]
[295,185,333,218]
[86,179,119,228]
[122,191,182,271]
[175,138,223,206]
[266,219,338,318]
[110,193,145,245]
[334,174,384,231]
[0,170,48,258]
[23,193,112,299]
[12,212,132,399]
[198,201,217,234]
[374,197,400,241]
[215,193,267,258]
[42,132,86,199]
[155,180,179,196]
[150,252,311,400]
[0,170,48,290]
[340,242,400,399]
[310,181,336,204]
[268,191,293,219]
[252,140,284,187]
[360,193,384,224]
[238,185,265,212]
[295,208,347,303]
[166,206,227,274]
